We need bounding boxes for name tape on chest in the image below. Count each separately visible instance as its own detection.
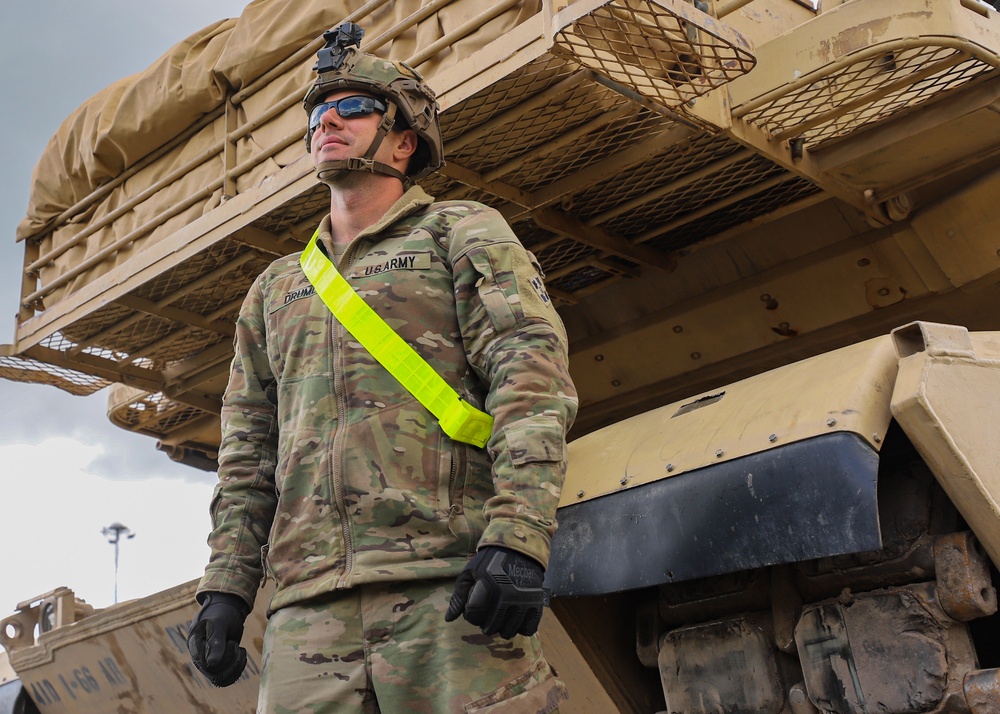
[351,253,431,277]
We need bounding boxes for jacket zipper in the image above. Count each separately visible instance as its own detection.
[448,439,461,508]
[330,241,356,588]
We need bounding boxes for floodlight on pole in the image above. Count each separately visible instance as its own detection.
[101,522,135,604]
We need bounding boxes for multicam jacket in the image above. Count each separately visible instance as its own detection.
[198,186,578,612]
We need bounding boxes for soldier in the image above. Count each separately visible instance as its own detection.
[187,22,577,714]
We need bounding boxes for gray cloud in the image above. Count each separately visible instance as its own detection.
[0,381,215,484]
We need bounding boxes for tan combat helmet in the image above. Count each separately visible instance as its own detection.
[303,22,444,183]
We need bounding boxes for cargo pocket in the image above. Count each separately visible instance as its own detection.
[465,659,568,714]
[503,415,564,467]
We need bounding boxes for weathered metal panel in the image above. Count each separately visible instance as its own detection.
[547,432,881,596]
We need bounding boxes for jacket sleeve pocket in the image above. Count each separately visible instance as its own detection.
[503,415,565,467]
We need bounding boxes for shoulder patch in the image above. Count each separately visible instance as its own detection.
[530,275,552,305]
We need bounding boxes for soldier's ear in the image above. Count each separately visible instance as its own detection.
[391,129,418,163]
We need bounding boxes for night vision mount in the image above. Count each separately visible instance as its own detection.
[314,22,366,74]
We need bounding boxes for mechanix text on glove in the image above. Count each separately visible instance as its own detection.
[444,546,546,639]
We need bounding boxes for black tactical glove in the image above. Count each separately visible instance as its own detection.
[187,592,250,687]
[445,546,547,639]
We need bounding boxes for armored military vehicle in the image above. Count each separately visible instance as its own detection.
[2,0,999,711]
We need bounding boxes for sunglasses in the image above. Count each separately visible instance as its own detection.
[309,95,388,131]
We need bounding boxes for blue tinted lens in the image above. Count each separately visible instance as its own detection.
[309,96,386,129]
[336,96,375,117]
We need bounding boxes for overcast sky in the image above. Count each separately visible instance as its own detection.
[0,0,252,627]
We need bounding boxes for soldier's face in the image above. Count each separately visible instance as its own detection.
[310,90,386,166]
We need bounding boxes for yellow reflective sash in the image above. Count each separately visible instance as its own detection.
[300,230,493,448]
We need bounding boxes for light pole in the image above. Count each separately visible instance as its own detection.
[101,522,135,604]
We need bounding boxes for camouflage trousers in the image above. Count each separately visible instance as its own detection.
[256,578,567,714]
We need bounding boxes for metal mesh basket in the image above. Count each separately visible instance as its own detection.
[0,343,110,396]
[551,0,755,109]
[109,390,210,435]
[736,40,1000,149]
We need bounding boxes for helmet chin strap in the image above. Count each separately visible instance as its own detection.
[315,102,406,185]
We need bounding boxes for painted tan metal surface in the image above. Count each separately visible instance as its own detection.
[537,613,625,713]
[1,581,265,713]
[890,321,1000,568]
[566,219,944,431]
[0,650,16,689]
[563,332,898,506]
[910,165,1000,290]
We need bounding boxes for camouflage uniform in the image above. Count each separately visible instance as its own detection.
[198,185,577,711]
[258,579,567,713]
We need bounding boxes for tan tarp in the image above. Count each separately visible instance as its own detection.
[18,0,540,310]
